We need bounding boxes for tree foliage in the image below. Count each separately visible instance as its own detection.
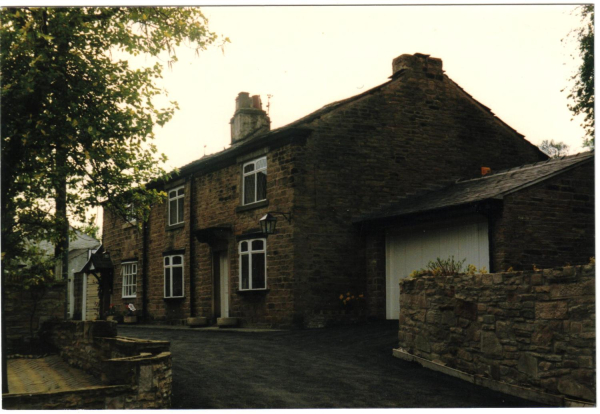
[538,139,570,159]
[1,7,220,262]
[565,5,594,148]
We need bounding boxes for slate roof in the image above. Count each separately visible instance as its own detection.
[31,228,100,257]
[357,151,594,222]
[75,246,113,274]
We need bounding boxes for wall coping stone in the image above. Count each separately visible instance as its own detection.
[393,348,593,408]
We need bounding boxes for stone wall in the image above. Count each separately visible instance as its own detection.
[32,320,173,409]
[492,161,595,271]
[4,280,66,354]
[103,140,300,328]
[397,265,595,405]
[101,211,145,320]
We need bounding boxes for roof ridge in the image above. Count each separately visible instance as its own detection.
[455,151,594,185]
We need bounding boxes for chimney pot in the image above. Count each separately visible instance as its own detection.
[252,95,262,110]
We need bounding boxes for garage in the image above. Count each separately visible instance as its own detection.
[385,216,490,319]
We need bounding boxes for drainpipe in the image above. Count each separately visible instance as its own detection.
[189,175,196,317]
[142,218,149,322]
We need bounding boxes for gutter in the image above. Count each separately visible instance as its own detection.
[142,219,149,322]
[189,174,196,318]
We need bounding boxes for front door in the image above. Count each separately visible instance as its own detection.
[213,252,229,318]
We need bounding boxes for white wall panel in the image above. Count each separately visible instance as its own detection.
[385,217,489,319]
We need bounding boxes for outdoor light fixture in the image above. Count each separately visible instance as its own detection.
[259,212,292,235]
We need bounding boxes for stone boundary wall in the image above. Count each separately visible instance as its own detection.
[4,320,172,409]
[396,265,595,406]
[4,281,66,354]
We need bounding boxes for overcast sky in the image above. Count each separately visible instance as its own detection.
[143,4,588,171]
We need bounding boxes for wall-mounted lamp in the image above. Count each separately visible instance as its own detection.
[259,212,292,235]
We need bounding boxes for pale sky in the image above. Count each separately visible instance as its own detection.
[145,4,589,171]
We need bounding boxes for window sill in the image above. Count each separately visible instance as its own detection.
[235,200,269,213]
[163,296,185,300]
[122,296,137,299]
[121,222,137,230]
[166,223,185,231]
[236,288,270,295]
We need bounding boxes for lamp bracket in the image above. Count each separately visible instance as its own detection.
[267,211,292,224]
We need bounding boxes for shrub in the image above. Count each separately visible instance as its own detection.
[409,256,486,278]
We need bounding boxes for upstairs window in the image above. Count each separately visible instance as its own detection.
[168,186,184,226]
[125,203,136,224]
[243,157,267,205]
[239,239,266,290]
[164,255,184,298]
[121,262,137,298]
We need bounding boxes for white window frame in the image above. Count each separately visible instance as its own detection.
[168,186,185,226]
[121,261,137,298]
[242,157,267,205]
[238,238,267,291]
[125,203,137,224]
[164,255,185,298]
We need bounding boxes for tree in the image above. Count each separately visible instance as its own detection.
[565,5,594,149]
[538,139,570,159]
[1,6,222,392]
[2,7,219,262]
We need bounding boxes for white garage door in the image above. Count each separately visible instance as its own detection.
[385,217,489,320]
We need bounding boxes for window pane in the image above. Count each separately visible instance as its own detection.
[255,157,267,170]
[244,175,255,204]
[165,269,171,297]
[244,163,254,173]
[178,197,184,222]
[169,189,176,199]
[241,255,249,289]
[165,257,170,266]
[178,188,184,196]
[252,253,266,289]
[256,171,267,201]
[131,274,136,295]
[251,240,263,251]
[173,256,182,265]
[173,267,183,297]
[169,200,177,225]
[240,241,248,252]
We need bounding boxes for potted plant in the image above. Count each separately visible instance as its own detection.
[106,304,116,321]
[124,303,137,324]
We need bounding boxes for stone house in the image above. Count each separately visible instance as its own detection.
[101,52,589,329]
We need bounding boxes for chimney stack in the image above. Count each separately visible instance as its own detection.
[392,53,443,78]
[230,92,270,144]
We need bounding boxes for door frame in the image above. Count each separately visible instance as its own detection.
[213,250,230,319]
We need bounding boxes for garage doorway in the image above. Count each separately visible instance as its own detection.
[385,217,489,319]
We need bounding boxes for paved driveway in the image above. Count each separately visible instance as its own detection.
[119,321,544,409]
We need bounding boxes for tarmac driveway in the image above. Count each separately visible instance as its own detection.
[119,321,544,409]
